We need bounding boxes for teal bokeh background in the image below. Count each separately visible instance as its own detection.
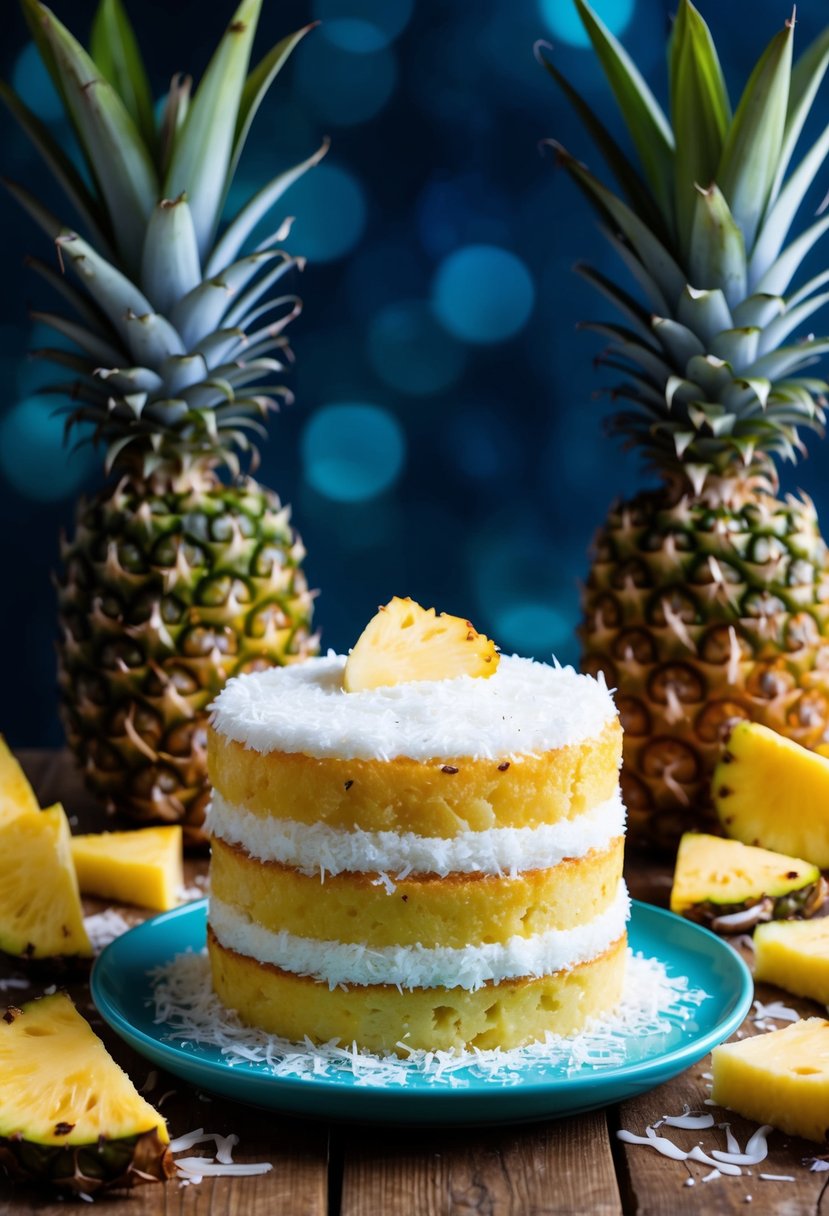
[2,0,829,745]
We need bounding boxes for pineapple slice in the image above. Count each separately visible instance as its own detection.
[714,721,829,867]
[712,1018,829,1142]
[754,919,829,1006]
[0,993,171,1193]
[0,734,39,825]
[343,597,499,692]
[71,826,183,912]
[670,833,825,930]
[0,804,92,960]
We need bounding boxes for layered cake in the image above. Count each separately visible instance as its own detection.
[206,600,627,1053]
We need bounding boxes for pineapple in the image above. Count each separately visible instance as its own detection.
[343,597,499,691]
[545,0,829,849]
[714,720,829,865]
[0,803,92,960]
[0,735,39,824]
[712,1018,829,1142]
[670,832,825,931]
[3,0,326,844]
[70,825,183,911]
[0,993,171,1193]
[754,918,829,1005]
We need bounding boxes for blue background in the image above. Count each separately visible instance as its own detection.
[2,0,829,746]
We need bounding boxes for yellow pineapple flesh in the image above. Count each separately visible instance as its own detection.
[754,919,829,1006]
[343,597,499,692]
[712,1018,829,1142]
[0,804,92,959]
[714,721,829,866]
[0,993,171,1193]
[670,833,824,927]
[70,826,183,912]
[0,735,39,825]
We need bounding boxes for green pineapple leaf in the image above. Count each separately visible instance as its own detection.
[716,17,793,253]
[141,195,202,316]
[573,0,675,225]
[689,183,747,308]
[669,1,731,255]
[90,0,156,152]
[773,25,829,200]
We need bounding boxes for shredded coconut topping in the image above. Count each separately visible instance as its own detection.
[209,652,617,760]
[207,790,626,877]
[84,909,132,952]
[149,949,708,1087]
[208,882,630,990]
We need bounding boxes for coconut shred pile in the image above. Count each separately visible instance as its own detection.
[149,950,708,1088]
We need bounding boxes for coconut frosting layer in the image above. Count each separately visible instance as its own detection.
[206,789,627,877]
[208,882,630,991]
[209,652,617,760]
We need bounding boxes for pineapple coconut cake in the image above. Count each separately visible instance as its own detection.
[205,597,632,1054]
[545,0,829,851]
[2,0,324,844]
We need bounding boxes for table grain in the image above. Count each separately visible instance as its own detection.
[1,751,827,1215]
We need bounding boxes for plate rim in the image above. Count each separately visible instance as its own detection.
[91,897,753,1103]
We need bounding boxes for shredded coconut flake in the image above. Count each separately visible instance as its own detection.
[0,977,30,992]
[84,909,132,951]
[752,999,800,1024]
[208,883,631,990]
[148,949,707,1088]
[209,653,617,760]
[759,1174,794,1182]
[207,790,626,878]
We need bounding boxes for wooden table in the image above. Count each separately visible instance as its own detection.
[2,752,829,1215]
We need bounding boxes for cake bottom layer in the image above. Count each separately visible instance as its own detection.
[207,929,627,1053]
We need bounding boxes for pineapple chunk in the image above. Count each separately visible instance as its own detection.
[754,919,829,1006]
[0,734,39,825]
[71,826,183,912]
[344,596,499,692]
[712,1018,829,1142]
[0,993,171,1193]
[670,832,824,929]
[0,804,92,959]
[714,721,829,866]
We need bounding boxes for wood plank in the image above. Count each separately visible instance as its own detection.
[339,1113,622,1216]
[0,749,330,1216]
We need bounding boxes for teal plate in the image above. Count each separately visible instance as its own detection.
[91,899,752,1126]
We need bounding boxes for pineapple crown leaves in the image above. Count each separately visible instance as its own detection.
[539,0,829,489]
[2,0,328,483]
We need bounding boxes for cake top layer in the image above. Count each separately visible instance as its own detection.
[210,653,617,760]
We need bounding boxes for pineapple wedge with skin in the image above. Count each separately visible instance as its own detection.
[70,826,183,912]
[344,597,499,692]
[0,735,39,825]
[670,833,826,931]
[712,1018,829,1143]
[0,993,171,1194]
[0,804,92,960]
[754,920,829,1007]
[714,721,829,867]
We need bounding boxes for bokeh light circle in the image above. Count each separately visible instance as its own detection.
[314,0,413,50]
[11,42,63,123]
[301,403,405,502]
[295,36,396,126]
[432,246,535,344]
[538,0,635,47]
[0,396,94,502]
[367,301,466,396]
[282,164,367,263]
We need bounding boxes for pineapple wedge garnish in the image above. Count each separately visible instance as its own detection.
[343,597,499,692]
[754,919,829,1007]
[670,833,826,932]
[0,804,92,960]
[70,826,183,912]
[714,722,829,867]
[712,1018,829,1143]
[0,735,39,825]
[0,993,171,1193]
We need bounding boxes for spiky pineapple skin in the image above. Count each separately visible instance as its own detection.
[57,474,318,844]
[581,483,829,851]
[0,1128,172,1196]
